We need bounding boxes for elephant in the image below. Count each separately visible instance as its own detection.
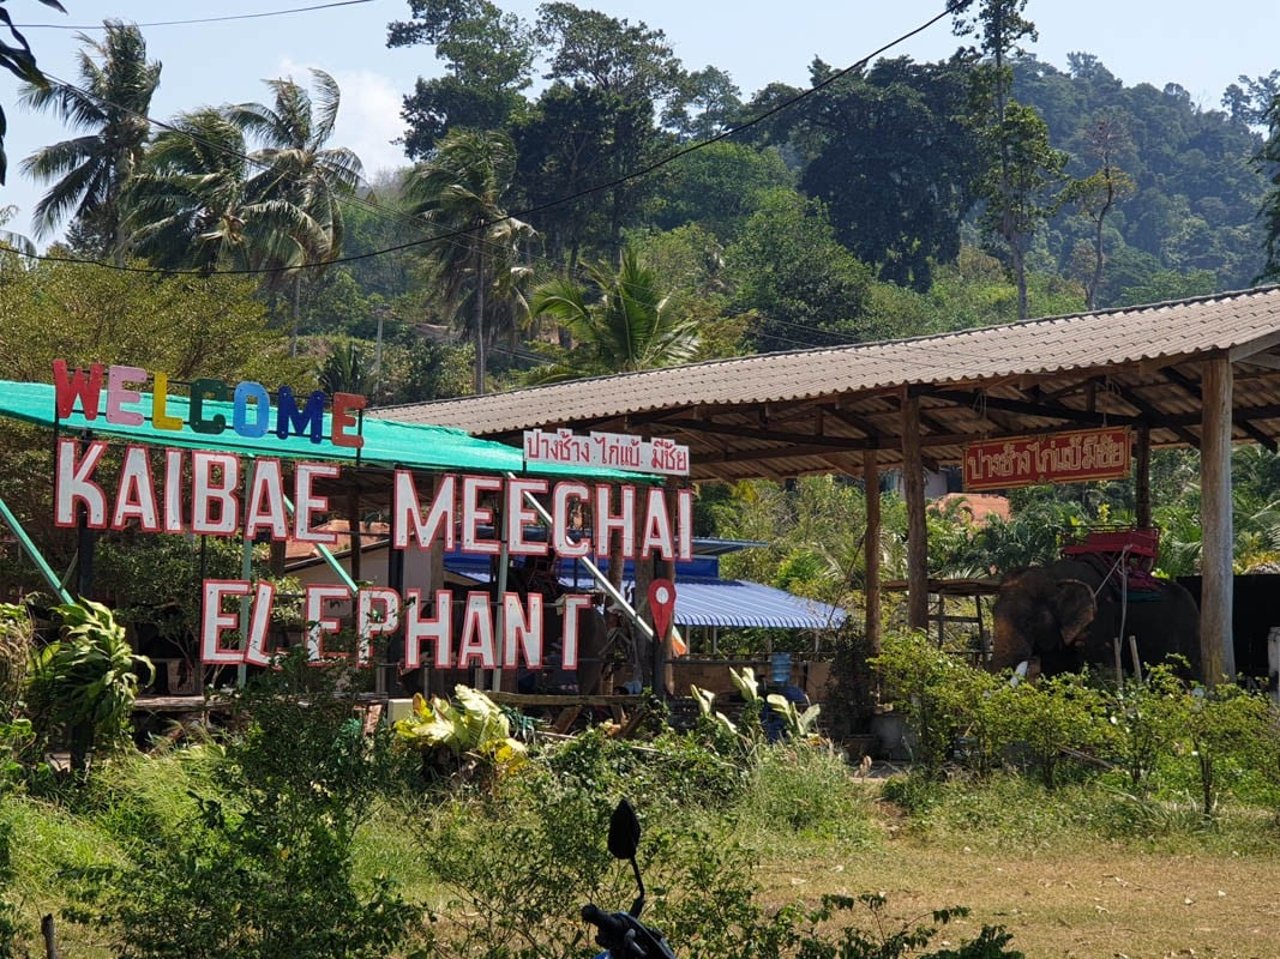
[991,558,1201,679]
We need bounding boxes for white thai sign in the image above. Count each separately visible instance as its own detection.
[523,428,690,476]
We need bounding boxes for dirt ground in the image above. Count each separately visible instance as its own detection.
[754,837,1280,958]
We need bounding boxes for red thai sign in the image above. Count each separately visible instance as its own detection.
[963,427,1131,491]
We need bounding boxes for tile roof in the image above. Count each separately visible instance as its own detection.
[374,286,1280,482]
[380,286,1280,431]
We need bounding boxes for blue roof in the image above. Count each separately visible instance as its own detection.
[450,563,845,630]
[629,577,846,630]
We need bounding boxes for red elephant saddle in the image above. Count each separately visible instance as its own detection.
[1061,527,1163,596]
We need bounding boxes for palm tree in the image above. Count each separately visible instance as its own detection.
[128,108,322,274]
[406,129,534,394]
[527,248,702,382]
[227,69,363,353]
[19,20,160,260]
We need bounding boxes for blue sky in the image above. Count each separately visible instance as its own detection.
[2,0,1278,241]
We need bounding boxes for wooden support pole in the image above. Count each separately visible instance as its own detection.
[862,449,882,658]
[1135,426,1152,529]
[347,488,362,583]
[901,394,929,631]
[1200,357,1236,684]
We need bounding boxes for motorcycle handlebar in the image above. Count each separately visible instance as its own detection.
[581,904,627,941]
[581,904,677,959]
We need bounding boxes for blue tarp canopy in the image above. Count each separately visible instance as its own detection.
[450,563,844,630]
[618,577,846,630]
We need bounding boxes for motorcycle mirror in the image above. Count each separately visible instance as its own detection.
[607,798,641,861]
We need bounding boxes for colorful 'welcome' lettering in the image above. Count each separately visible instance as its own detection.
[51,360,366,448]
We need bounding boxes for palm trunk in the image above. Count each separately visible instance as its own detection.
[474,235,486,395]
[290,272,302,358]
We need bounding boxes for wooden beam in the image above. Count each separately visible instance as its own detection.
[922,388,1142,426]
[1235,351,1280,372]
[1200,357,1236,684]
[1107,381,1201,448]
[863,449,882,658]
[662,417,865,449]
[901,394,929,631]
[1163,367,1277,451]
[1229,329,1280,362]
[821,404,883,441]
[1135,427,1151,528]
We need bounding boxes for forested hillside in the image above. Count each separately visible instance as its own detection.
[4,0,1280,403]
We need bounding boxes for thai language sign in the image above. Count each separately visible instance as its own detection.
[963,428,1131,491]
[50,362,693,670]
[524,428,689,476]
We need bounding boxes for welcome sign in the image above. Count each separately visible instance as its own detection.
[50,362,692,671]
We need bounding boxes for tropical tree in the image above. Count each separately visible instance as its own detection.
[526,247,701,382]
[1,0,64,184]
[955,0,1066,319]
[1257,89,1280,283]
[19,19,160,259]
[127,109,253,270]
[227,69,364,352]
[407,128,534,393]
[128,108,329,280]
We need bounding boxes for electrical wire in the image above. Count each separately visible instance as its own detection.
[13,0,375,30]
[16,3,961,278]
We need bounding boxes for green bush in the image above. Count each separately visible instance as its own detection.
[542,725,744,810]
[736,745,873,844]
[422,775,759,959]
[64,658,422,959]
[28,600,153,774]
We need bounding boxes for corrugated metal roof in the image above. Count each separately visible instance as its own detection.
[373,286,1280,482]
[379,286,1280,434]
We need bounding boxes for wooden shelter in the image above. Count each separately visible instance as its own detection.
[378,286,1280,681]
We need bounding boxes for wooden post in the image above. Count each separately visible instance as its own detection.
[862,449,882,658]
[1135,426,1152,529]
[347,487,362,582]
[901,393,929,631]
[41,913,58,959]
[1200,357,1236,683]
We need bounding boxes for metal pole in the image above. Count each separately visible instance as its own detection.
[493,504,509,693]
[282,495,360,593]
[238,461,254,687]
[507,473,656,645]
[0,495,74,604]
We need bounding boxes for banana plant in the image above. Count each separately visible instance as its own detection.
[30,599,153,773]
[393,686,526,776]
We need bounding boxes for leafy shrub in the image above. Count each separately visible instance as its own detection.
[28,600,153,773]
[872,631,1002,778]
[0,605,31,720]
[393,686,527,785]
[756,893,1023,959]
[736,745,874,844]
[542,725,743,810]
[422,776,760,959]
[65,658,422,959]
[1004,672,1111,789]
[1101,664,1187,793]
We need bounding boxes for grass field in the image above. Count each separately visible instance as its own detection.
[753,822,1280,958]
[5,747,1280,959]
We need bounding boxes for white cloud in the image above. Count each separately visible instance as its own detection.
[329,70,409,179]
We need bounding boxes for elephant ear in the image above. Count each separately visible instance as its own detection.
[1055,578,1097,645]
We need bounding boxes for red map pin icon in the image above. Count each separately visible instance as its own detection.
[647,578,677,639]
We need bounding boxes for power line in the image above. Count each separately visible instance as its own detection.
[14,0,375,30]
[18,3,960,278]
